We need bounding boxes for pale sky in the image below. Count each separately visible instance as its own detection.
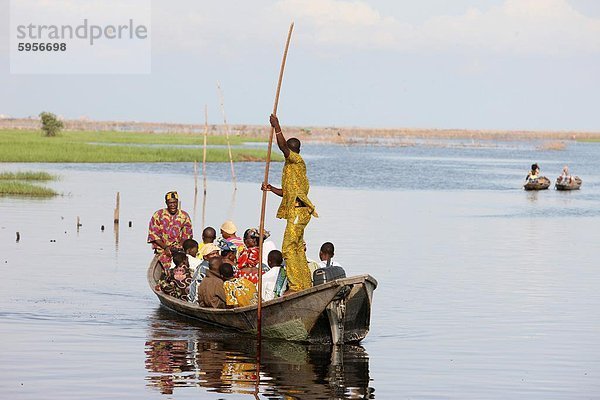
[1,0,599,131]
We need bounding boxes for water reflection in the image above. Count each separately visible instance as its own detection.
[145,309,374,399]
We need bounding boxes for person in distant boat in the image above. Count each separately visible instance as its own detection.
[262,114,318,293]
[221,263,258,308]
[318,242,343,269]
[148,191,193,272]
[197,226,216,257]
[158,252,193,301]
[525,163,540,181]
[219,220,245,256]
[188,243,220,303]
[559,165,573,184]
[197,256,226,309]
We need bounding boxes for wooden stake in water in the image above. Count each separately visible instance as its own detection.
[257,21,294,344]
[217,83,237,191]
[193,160,198,223]
[114,192,120,224]
[202,104,208,229]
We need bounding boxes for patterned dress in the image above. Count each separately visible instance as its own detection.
[277,151,316,291]
[147,208,193,269]
[158,269,193,301]
[224,277,258,307]
[236,247,261,284]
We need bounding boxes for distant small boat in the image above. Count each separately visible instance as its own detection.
[147,257,377,344]
[524,176,551,191]
[555,176,582,191]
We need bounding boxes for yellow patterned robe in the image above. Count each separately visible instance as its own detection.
[224,277,258,307]
[277,151,317,291]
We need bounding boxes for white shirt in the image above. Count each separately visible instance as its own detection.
[261,266,281,302]
[187,254,202,274]
[318,259,343,269]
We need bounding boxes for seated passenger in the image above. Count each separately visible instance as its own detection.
[526,163,540,181]
[262,250,288,301]
[182,238,202,273]
[318,242,343,269]
[236,228,267,285]
[197,226,216,258]
[219,240,238,268]
[197,256,226,309]
[219,220,245,256]
[221,263,258,308]
[159,252,192,301]
[559,165,573,184]
[189,243,221,303]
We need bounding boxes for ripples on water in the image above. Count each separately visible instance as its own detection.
[1,139,600,399]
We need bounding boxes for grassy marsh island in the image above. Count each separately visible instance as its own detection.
[0,170,58,197]
[0,129,282,163]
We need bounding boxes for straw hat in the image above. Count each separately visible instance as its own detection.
[220,220,237,235]
[200,243,221,257]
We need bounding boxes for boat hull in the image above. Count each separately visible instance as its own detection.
[524,176,551,191]
[555,176,582,191]
[147,258,377,344]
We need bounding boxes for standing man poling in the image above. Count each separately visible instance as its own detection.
[262,114,318,293]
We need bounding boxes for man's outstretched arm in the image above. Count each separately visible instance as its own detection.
[261,183,283,197]
[270,114,290,158]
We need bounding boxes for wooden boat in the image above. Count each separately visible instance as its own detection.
[555,176,582,190]
[523,176,551,191]
[147,258,377,344]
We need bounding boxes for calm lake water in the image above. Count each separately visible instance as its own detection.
[1,139,600,399]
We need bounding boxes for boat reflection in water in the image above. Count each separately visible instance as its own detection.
[144,309,374,399]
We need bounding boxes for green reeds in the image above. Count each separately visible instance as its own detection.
[0,171,58,197]
[0,129,281,163]
[0,171,56,181]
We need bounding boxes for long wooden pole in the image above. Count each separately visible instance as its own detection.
[202,105,208,229]
[217,83,238,191]
[257,22,294,343]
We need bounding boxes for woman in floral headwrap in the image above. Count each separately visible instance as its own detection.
[235,228,269,285]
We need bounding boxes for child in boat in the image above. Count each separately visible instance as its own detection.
[196,226,216,258]
[221,263,258,308]
[526,163,540,181]
[182,238,202,274]
[159,252,193,301]
[262,250,288,301]
[317,242,344,269]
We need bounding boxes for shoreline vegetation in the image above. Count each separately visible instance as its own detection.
[1,117,600,145]
[0,170,58,197]
[0,129,282,163]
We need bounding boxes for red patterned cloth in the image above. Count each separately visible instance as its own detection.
[235,267,259,285]
[237,247,260,270]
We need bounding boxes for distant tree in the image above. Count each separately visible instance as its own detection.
[39,112,63,137]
